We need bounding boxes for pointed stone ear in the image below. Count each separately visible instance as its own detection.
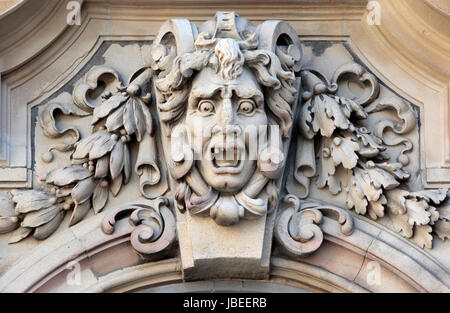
[256,20,302,72]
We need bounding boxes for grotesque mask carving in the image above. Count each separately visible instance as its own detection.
[152,12,301,226]
[0,11,447,257]
[186,66,265,193]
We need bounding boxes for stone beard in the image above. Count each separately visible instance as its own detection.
[153,17,299,226]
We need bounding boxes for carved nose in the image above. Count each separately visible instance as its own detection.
[211,124,241,136]
[213,98,241,136]
[219,98,235,126]
[222,125,241,136]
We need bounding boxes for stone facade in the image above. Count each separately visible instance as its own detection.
[0,0,449,293]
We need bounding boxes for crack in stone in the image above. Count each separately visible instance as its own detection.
[353,230,382,283]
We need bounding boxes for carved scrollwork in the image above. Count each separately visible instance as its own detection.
[0,12,303,241]
[274,194,353,257]
[72,66,123,113]
[38,102,89,155]
[0,62,169,243]
[332,62,380,106]
[1,11,448,253]
[369,97,416,166]
[101,197,176,258]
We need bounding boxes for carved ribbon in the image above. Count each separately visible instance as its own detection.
[370,97,416,165]
[38,102,89,152]
[135,133,168,199]
[291,136,316,199]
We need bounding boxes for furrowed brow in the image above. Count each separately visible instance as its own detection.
[188,86,223,106]
[232,86,264,102]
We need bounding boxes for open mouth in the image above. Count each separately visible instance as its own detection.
[209,141,244,174]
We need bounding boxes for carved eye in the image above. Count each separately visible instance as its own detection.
[198,100,215,115]
[238,100,256,115]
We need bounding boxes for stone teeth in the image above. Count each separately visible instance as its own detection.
[211,143,240,167]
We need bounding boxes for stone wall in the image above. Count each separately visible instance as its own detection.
[0,0,449,293]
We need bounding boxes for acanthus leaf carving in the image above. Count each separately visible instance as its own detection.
[0,11,447,259]
[290,59,449,249]
[435,220,450,241]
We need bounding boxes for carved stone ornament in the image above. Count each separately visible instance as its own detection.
[0,11,449,264]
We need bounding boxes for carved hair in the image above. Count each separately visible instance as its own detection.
[214,38,244,80]
[154,35,296,138]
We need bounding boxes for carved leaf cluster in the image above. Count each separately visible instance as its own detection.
[385,189,448,248]
[0,191,65,242]
[0,67,159,243]
[296,65,449,249]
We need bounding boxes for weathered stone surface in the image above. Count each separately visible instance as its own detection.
[0,1,449,293]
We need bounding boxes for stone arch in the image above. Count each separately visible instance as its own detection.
[0,213,447,292]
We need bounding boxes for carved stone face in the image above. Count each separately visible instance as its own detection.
[185,67,268,193]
